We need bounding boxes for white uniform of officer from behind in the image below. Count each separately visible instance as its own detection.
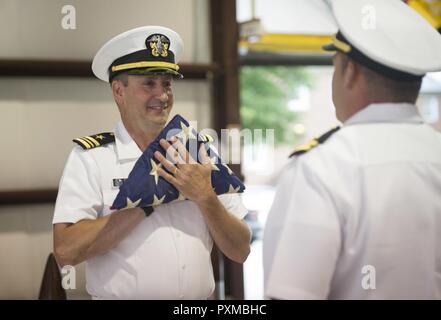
[264,0,441,299]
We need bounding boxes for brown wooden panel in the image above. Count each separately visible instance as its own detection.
[0,60,218,80]
[224,258,245,300]
[38,253,66,300]
[210,0,241,130]
[0,189,57,205]
[210,0,245,300]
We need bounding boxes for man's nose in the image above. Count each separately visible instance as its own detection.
[153,86,169,102]
[158,91,169,102]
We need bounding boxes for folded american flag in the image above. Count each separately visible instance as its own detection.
[112,114,245,210]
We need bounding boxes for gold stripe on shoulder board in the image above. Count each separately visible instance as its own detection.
[83,136,99,147]
[75,137,92,149]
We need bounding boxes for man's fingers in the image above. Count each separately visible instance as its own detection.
[157,166,179,185]
[160,139,184,164]
[198,143,211,165]
[154,151,178,175]
[172,137,196,164]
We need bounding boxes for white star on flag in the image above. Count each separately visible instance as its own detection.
[228,184,240,193]
[177,192,186,201]
[123,197,142,209]
[150,194,166,207]
[177,121,197,143]
[149,159,161,185]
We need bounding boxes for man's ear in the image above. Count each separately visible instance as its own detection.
[342,59,358,90]
[111,80,125,108]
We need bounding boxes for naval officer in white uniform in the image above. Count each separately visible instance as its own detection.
[264,0,441,299]
[52,26,250,300]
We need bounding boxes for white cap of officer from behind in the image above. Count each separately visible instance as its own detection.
[92,25,184,83]
[323,0,441,81]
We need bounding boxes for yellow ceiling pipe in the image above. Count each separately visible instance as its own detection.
[407,0,441,29]
[239,33,333,54]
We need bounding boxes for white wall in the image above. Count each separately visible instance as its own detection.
[0,0,211,63]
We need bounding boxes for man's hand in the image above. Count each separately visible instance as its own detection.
[154,137,251,263]
[154,138,216,204]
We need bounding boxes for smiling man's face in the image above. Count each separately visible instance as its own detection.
[115,74,174,130]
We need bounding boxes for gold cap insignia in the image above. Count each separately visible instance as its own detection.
[146,34,170,58]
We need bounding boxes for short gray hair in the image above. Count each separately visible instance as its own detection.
[340,54,422,103]
[110,72,129,87]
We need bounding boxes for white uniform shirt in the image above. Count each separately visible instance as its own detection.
[53,121,248,300]
[264,103,441,299]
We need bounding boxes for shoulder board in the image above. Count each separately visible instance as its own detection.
[73,132,115,150]
[289,126,340,158]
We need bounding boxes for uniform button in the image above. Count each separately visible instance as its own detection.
[182,264,186,270]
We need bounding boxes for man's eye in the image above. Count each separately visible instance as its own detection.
[144,81,155,86]
[163,82,171,88]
